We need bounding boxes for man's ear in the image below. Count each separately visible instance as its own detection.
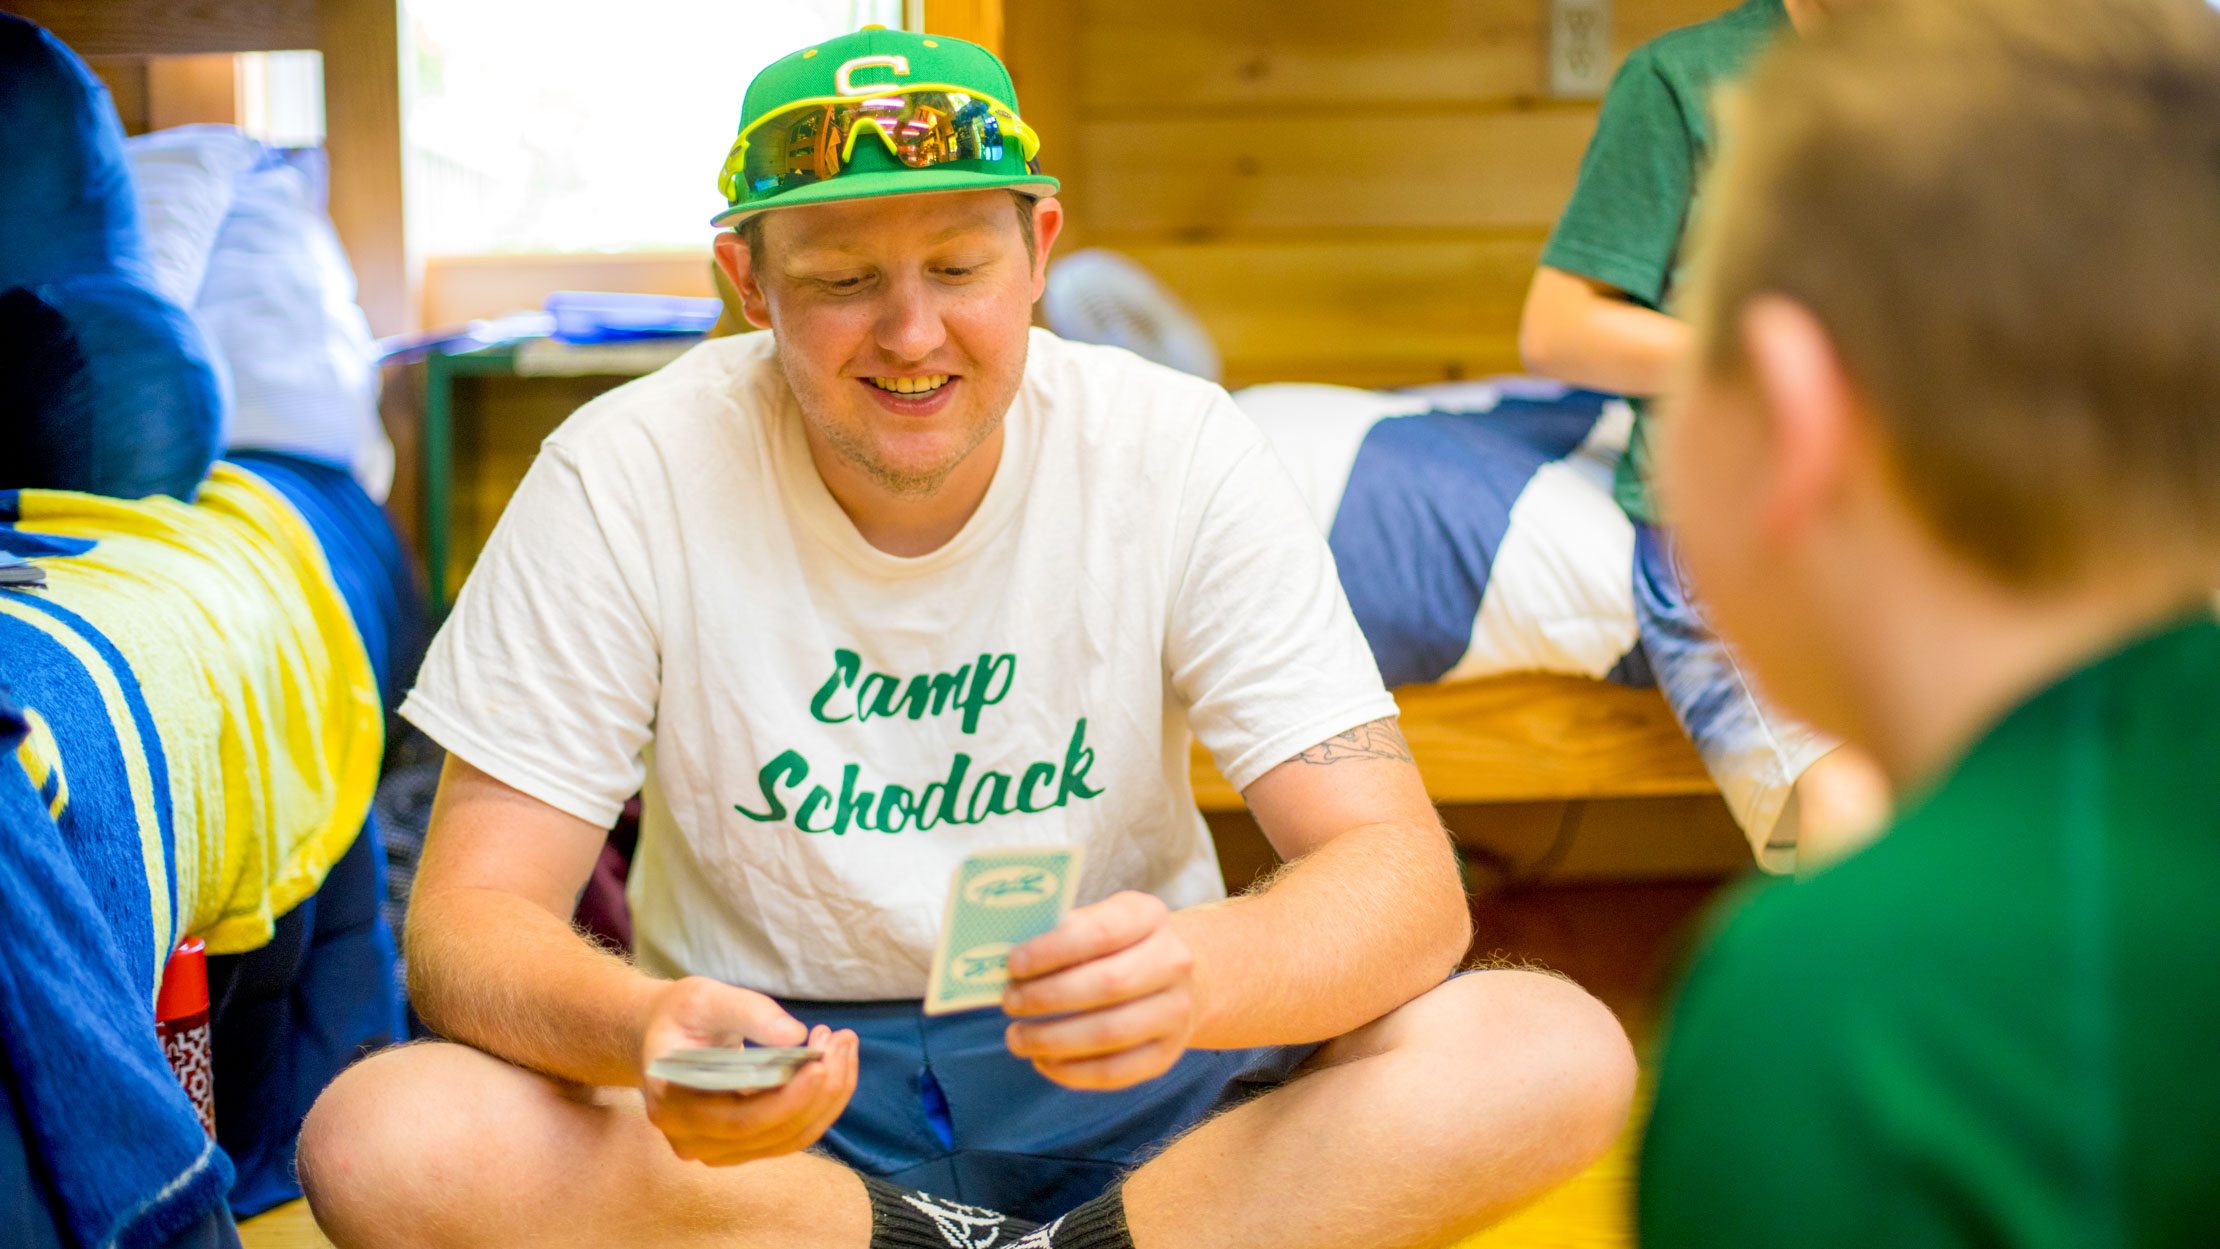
[1742,295,1859,545]
[712,230,774,331]
[1027,196,1066,300]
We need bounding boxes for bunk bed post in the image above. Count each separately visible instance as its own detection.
[318,0,409,337]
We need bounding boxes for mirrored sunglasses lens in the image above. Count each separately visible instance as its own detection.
[741,93,1014,195]
[742,103,845,197]
[881,94,1008,168]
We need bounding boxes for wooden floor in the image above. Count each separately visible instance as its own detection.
[239,1201,334,1249]
[239,879,1722,1249]
[1458,1124,1640,1249]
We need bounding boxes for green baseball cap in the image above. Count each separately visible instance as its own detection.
[710,26,1059,228]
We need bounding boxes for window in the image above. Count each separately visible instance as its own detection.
[237,51,327,147]
[407,0,894,255]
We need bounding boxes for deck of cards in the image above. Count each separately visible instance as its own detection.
[647,1045,821,1093]
[924,845,1085,1015]
[0,552,45,589]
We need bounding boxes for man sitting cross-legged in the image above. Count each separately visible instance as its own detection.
[297,27,1633,1249]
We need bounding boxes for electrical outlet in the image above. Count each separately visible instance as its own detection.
[1549,0,1614,99]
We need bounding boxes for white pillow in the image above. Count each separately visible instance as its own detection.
[122,126,262,308]
[194,154,392,502]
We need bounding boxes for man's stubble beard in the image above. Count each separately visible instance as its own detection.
[813,406,1001,498]
[775,341,1019,499]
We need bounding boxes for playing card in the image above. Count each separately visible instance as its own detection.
[0,553,44,589]
[647,1046,821,1093]
[923,845,1084,1016]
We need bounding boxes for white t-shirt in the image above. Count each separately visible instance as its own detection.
[401,328,1395,1001]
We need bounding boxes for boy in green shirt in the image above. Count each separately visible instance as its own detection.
[1522,0,1890,871]
[1638,0,2220,1243]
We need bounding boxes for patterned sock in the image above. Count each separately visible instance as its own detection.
[862,1174,1042,1249]
[1006,1184,1134,1249]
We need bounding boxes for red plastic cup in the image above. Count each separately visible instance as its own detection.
[155,937,214,1136]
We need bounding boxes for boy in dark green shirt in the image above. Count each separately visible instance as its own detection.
[1637,0,2220,1243]
[1522,0,1892,872]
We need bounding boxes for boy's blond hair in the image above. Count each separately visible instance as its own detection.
[1684,0,2220,586]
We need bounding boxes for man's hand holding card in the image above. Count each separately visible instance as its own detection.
[636,975,859,1166]
[920,844,1199,1092]
[1002,889,1202,1092]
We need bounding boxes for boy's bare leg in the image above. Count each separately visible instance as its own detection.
[301,970,1631,1249]
[297,1041,873,1249]
[1122,969,1636,1249]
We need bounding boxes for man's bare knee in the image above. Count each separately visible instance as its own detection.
[1338,969,1636,1183]
[1438,970,1638,1164]
[299,1042,529,1248]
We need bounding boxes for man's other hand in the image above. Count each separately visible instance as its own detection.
[639,977,859,1165]
[1002,891,1198,1090]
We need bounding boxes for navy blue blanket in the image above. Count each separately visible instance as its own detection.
[1329,393,1618,686]
[1238,380,1646,690]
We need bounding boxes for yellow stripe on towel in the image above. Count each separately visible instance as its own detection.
[16,465,382,956]
[13,706,70,820]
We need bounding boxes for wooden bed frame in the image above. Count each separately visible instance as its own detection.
[2,0,409,337]
[1191,673,1713,812]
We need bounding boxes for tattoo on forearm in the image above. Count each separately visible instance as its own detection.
[1293,718,1413,765]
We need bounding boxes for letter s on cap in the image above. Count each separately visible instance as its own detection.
[836,54,911,96]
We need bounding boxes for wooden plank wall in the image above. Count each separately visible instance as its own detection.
[1005,0,1725,389]
[925,0,1004,51]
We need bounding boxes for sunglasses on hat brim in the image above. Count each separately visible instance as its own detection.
[718,85,1044,207]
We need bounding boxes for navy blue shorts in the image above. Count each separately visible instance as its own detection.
[780,997,1320,1222]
